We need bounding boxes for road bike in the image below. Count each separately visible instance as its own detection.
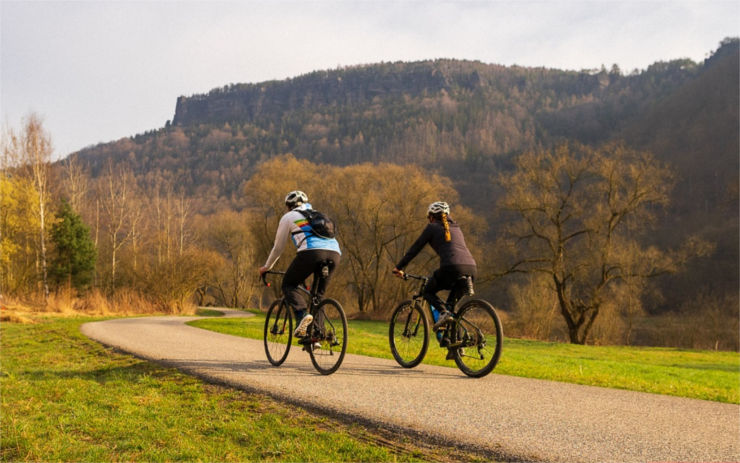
[260,263,348,375]
[389,272,503,378]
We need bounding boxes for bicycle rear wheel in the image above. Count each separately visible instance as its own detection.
[307,299,347,375]
[451,299,503,378]
[389,300,429,368]
[263,299,293,366]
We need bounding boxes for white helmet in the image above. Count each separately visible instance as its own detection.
[427,201,450,216]
[284,190,308,208]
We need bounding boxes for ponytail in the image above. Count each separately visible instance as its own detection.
[442,213,451,242]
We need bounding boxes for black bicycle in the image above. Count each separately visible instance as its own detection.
[389,272,503,378]
[260,264,348,375]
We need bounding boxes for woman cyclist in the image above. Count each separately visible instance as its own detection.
[258,190,341,338]
[392,201,477,338]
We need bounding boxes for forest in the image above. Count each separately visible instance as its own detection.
[1,38,737,348]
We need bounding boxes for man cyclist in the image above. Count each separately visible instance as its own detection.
[258,190,341,338]
[393,201,477,341]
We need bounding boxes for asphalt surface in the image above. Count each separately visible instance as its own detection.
[80,310,740,463]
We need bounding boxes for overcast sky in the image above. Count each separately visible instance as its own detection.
[2,1,738,160]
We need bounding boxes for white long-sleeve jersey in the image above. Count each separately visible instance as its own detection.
[263,203,341,270]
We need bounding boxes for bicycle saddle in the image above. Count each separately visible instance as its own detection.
[456,275,475,297]
[317,259,334,278]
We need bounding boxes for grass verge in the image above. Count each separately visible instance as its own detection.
[1,316,488,462]
[190,313,740,404]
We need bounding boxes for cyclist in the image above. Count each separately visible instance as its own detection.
[393,201,477,337]
[258,190,341,338]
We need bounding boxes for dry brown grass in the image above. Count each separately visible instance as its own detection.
[0,295,42,323]
[0,287,197,323]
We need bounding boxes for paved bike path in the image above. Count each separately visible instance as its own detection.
[81,312,740,463]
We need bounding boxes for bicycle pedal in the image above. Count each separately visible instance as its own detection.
[303,342,321,352]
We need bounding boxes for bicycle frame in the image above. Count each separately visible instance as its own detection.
[400,271,459,320]
[261,268,339,342]
[261,270,321,314]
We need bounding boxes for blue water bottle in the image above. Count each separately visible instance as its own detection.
[430,305,439,323]
[430,305,443,341]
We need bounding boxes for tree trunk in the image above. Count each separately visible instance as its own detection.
[38,197,49,299]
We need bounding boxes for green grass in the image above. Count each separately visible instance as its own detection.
[0,317,486,462]
[190,313,740,404]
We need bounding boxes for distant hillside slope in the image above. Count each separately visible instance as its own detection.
[621,38,739,310]
[74,49,724,199]
[623,37,739,219]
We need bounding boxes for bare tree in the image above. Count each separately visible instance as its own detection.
[3,114,54,298]
[176,190,192,256]
[61,155,89,214]
[199,210,254,307]
[245,156,484,314]
[98,162,139,290]
[325,163,471,314]
[497,142,709,344]
[152,178,176,264]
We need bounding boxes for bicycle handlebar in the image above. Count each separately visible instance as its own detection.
[398,271,428,282]
[260,270,286,287]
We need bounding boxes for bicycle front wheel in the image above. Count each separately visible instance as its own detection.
[451,299,503,378]
[263,299,293,366]
[389,300,429,368]
[307,299,347,375]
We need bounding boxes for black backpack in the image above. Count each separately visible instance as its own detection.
[298,209,337,239]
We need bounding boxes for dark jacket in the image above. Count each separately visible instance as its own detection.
[396,220,476,270]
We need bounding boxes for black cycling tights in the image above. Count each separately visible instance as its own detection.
[282,249,341,317]
[423,264,477,312]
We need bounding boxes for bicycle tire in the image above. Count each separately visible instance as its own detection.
[388,300,429,368]
[263,299,293,366]
[307,298,347,375]
[451,299,503,378]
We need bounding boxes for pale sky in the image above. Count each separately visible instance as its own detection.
[2,0,738,160]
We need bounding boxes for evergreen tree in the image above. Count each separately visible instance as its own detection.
[49,199,97,291]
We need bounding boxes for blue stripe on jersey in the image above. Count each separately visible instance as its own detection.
[305,235,341,253]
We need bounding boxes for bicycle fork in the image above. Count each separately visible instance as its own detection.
[271,307,290,335]
[403,307,423,338]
